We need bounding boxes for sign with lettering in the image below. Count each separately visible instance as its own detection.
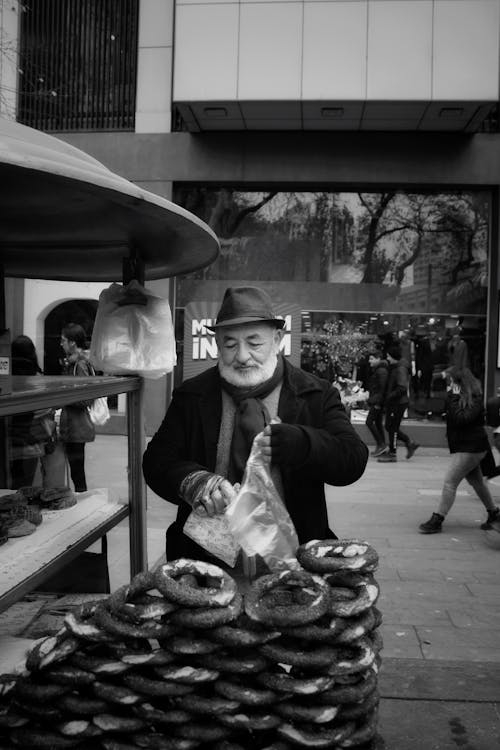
[183,301,302,379]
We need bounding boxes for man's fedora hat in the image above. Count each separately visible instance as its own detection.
[207,286,285,331]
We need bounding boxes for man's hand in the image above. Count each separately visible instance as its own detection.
[255,423,309,465]
[180,471,238,517]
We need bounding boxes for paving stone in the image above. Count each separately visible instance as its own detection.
[381,604,452,626]
[417,626,500,661]
[448,604,500,629]
[380,624,423,658]
[380,658,500,700]
[378,697,500,749]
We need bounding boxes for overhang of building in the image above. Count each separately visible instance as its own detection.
[174,100,497,134]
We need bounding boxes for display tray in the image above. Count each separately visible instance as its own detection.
[0,489,128,612]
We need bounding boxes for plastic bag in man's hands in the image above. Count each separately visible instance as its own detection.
[225,434,301,572]
[89,281,176,378]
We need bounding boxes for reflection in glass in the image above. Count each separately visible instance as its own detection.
[174,189,489,422]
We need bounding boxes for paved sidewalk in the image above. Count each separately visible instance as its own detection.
[88,436,500,749]
[328,445,500,749]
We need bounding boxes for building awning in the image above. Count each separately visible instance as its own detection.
[0,118,219,281]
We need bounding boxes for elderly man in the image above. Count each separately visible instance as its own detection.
[143,286,368,561]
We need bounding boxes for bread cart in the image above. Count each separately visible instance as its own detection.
[0,117,219,612]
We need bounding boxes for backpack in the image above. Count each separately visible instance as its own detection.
[486,396,500,427]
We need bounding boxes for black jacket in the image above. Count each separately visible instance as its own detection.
[367,361,389,407]
[385,359,410,408]
[143,359,369,560]
[446,393,490,454]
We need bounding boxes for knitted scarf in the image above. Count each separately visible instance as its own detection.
[220,356,284,483]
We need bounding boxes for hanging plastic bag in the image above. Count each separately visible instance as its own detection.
[88,397,110,426]
[90,281,176,379]
[225,433,301,573]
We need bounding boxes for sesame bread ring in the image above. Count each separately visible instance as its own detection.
[280,616,347,644]
[213,743,247,750]
[338,708,379,748]
[59,693,109,715]
[277,720,356,748]
[132,734,200,750]
[170,592,242,630]
[25,631,80,672]
[274,701,339,724]
[133,703,193,724]
[335,608,380,644]
[123,673,194,698]
[64,610,114,643]
[338,687,379,721]
[209,615,280,648]
[217,711,281,731]
[178,693,241,716]
[101,740,143,750]
[196,650,269,675]
[260,640,339,670]
[13,678,68,704]
[44,664,96,687]
[164,633,221,656]
[11,699,63,722]
[174,721,231,742]
[323,637,377,677]
[154,664,220,684]
[70,651,131,676]
[322,571,371,589]
[120,594,178,623]
[256,671,336,696]
[108,571,178,623]
[93,680,142,706]
[297,539,378,574]
[327,579,380,618]
[315,669,378,705]
[0,674,17,698]
[244,570,330,627]
[154,559,237,608]
[214,677,280,707]
[120,648,176,666]
[93,713,145,732]
[9,728,82,747]
[94,603,177,640]
[56,720,102,738]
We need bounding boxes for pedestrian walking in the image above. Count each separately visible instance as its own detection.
[377,343,419,463]
[366,347,388,457]
[419,366,500,534]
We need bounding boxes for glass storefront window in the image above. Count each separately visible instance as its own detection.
[173,189,489,422]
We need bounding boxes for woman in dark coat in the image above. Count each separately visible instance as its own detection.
[59,323,95,492]
[419,366,500,534]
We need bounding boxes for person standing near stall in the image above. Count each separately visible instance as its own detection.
[365,346,388,457]
[59,323,95,492]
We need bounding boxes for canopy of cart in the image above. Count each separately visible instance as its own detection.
[0,118,219,281]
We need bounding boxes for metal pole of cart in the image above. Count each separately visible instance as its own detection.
[124,251,148,575]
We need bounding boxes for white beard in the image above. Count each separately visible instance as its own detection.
[219,352,279,389]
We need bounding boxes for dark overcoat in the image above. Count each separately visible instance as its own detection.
[143,359,369,561]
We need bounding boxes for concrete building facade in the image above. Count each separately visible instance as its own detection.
[2,0,500,437]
